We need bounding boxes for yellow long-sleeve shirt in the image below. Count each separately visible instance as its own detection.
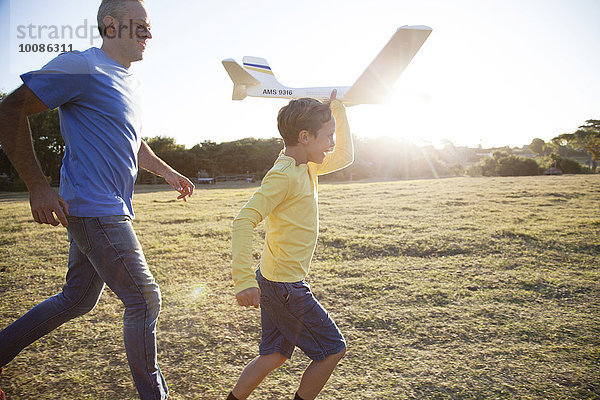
[231,100,354,294]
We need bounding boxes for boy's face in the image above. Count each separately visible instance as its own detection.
[305,117,336,164]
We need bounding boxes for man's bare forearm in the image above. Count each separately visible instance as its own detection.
[138,140,175,178]
[0,86,49,191]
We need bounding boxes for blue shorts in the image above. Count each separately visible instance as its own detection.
[256,269,346,362]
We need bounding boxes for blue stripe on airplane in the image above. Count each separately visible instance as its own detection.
[243,63,271,70]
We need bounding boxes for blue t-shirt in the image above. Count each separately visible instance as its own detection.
[21,47,143,218]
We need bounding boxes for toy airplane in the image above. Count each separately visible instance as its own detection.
[222,25,432,106]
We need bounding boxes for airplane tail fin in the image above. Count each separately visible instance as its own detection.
[222,58,260,100]
[241,57,279,82]
[222,57,284,100]
[344,25,432,104]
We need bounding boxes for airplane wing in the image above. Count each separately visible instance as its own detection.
[344,26,432,104]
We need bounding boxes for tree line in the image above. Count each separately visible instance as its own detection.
[466,120,599,177]
[0,91,598,190]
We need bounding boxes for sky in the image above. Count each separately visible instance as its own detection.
[1,0,599,149]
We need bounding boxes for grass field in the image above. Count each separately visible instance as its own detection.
[1,175,599,399]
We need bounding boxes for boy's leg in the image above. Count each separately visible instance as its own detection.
[0,234,105,368]
[229,271,296,399]
[296,346,346,400]
[257,273,346,400]
[231,353,287,400]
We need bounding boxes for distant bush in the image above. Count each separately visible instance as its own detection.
[496,155,540,176]
[467,151,540,177]
[449,163,465,176]
[538,155,588,174]
[557,158,588,174]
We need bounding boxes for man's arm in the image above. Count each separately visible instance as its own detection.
[0,84,69,227]
[138,140,195,201]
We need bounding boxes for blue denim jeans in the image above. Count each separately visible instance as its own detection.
[0,215,168,400]
[256,269,346,361]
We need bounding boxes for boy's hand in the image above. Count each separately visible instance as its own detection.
[330,89,337,101]
[236,287,261,308]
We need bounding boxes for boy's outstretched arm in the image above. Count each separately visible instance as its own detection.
[316,94,354,175]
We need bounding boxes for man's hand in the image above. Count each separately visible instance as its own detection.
[236,287,261,308]
[138,141,195,201]
[29,185,69,227]
[164,171,195,202]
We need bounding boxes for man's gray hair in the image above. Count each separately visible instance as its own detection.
[97,0,144,37]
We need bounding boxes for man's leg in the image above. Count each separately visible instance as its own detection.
[0,233,105,368]
[230,353,287,400]
[296,346,346,400]
[69,216,167,400]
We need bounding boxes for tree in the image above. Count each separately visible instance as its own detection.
[139,135,191,183]
[552,119,600,161]
[529,138,546,156]
[138,136,284,184]
[145,136,185,154]
[28,109,64,185]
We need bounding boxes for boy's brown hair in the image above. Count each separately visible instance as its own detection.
[277,98,332,146]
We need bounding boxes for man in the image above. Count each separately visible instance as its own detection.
[0,1,193,398]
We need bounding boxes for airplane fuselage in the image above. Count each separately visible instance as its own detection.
[246,85,350,101]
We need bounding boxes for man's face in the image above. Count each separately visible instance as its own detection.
[115,2,152,63]
[305,117,336,164]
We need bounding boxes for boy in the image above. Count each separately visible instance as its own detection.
[228,90,353,400]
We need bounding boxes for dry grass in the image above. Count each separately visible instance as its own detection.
[1,175,599,399]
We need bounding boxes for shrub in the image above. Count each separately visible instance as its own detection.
[538,155,588,174]
[496,155,540,176]
[556,157,587,174]
[468,152,540,177]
